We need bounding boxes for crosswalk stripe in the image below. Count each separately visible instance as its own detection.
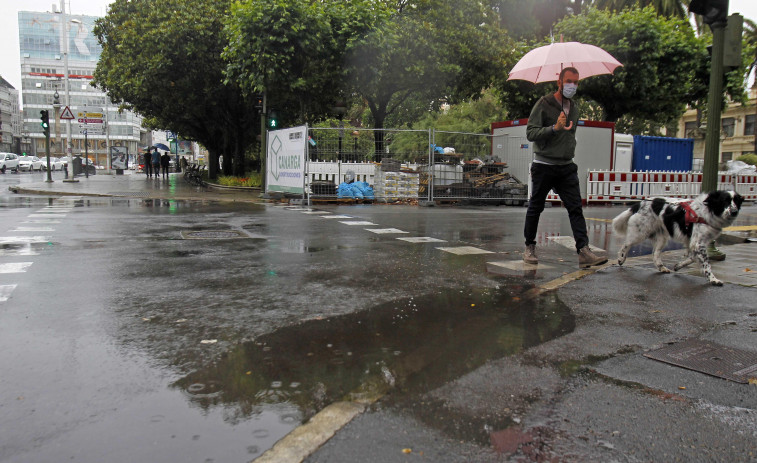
[0,236,51,244]
[397,237,446,243]
[0,263,33,273]
[436,246,494,255]
[11,227,55,232]
[0,285,17,302]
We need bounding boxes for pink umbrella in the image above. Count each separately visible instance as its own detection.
[508,41,622,83]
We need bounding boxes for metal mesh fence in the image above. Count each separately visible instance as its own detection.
[304,127,528,205]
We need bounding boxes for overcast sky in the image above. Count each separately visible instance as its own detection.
[2,0,757,97]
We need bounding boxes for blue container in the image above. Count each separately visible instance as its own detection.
[632,136,693,172]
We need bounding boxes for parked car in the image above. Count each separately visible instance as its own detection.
[41,157,65,171]
[0,152,20,173]
[18,155,45,172]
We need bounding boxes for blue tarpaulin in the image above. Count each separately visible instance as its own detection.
[337,181,374,199]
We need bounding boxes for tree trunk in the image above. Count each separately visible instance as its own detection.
[208,147,219,179]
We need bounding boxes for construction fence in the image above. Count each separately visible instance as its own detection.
[304,127,528,205]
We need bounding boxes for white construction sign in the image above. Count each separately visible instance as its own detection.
[266,125,307,194]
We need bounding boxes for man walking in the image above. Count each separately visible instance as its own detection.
[523,66,607,268]
[143,150,153,178]
[151,148,161,179]
[160,151,170,179]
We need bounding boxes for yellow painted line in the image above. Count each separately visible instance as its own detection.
[724,225,757,232]
[586,218,613,223]
[586,219,756,232]
[253,402,366,463]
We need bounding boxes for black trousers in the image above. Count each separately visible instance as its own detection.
[524,162,588,252]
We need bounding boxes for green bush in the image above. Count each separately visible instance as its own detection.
[217,172,262,187]
[735,153,757,166]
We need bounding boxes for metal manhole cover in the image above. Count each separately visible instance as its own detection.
[181,230,249,240]
[109,191,151,197]
[644,339,757,383]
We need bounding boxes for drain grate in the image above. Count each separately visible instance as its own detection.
[181,230,249,240]
[109,191,151,197]
[644,339,757,384]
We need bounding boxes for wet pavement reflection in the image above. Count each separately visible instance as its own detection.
[173,288,574,450]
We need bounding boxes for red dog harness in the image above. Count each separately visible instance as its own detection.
[680,200,707,225]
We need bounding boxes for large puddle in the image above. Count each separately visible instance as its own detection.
[172,288,574,456]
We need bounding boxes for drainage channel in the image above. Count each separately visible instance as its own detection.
[172,287,575,461]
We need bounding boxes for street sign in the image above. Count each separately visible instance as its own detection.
[80,128,105,135]
[60,106,75,120]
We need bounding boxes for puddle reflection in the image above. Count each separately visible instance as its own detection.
[173,288,574,448]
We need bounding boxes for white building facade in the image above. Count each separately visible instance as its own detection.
[0,77,21,153]
[18,8,144,166]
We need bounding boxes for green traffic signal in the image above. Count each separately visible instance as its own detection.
[40,110,50,136]
[267,111,278,129]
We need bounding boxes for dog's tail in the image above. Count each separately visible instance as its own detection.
[612,209,633,236]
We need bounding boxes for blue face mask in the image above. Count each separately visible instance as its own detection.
[562,83,577,99]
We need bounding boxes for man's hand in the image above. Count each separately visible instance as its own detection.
[554,112,573,131]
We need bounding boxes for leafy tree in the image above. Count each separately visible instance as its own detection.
[496,7,709,133]
[744,18,757,151]
[93,0,255,178]
[590,0,691,18]
[345,0,509,156]
[223,0,383,128]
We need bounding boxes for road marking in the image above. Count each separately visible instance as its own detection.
[28,214,67,218]
[397,237,446,243]
[302,211,331,215]
[586,217,612,223]
[22,219,61,224]
[436,246,494,255]
[486,260,555,274]
[0,236,51,244]
[0,285,17,302]
[11,227,55,232]
[338,221,376,226]
[547,236,606,253]
[365,228,408,234]
[321,215,354,219]
[0,262,33,273]
[724,225,757,232]
[0,244,39,256]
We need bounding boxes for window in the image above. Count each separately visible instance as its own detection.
[721,118,735,137]
[722,152,732,161]
[745,115,756,136]
[684,121,698,137]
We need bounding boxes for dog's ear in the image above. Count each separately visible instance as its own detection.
[733,193,744,208]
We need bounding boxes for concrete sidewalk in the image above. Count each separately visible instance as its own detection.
[7,170,264,203]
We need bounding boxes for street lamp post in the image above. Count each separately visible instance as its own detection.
[61,1,79,183]
[48,90,60,182]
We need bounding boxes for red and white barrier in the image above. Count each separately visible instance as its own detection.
[587,170,757,203]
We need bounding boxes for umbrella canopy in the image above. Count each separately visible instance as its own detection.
[153,143,170,151]
[508,42,622,84]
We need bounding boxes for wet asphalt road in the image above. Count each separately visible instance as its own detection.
[2,171,757,462]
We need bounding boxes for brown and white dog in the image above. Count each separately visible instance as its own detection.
[612,190,743,285]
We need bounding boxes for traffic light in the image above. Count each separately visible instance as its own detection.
[254,95,264,110]
[40,110,50,136]
[267,111,278,129]
[689,0,728,26]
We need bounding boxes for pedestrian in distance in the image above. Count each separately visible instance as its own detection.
[523,66,607,268]
[143,150,153,178]
[180,156,188,172]
[160,151,170,179]
[151,148,161,179]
